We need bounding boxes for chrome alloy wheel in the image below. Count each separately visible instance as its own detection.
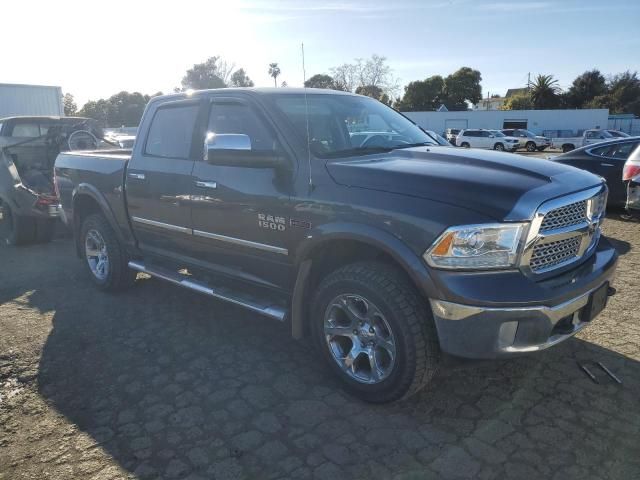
[323,294,396,384]
[85,229,109,281]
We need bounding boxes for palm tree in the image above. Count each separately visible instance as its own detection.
[268,63,281,87]
[528,74,561,109]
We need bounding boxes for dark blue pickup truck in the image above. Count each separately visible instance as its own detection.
[54,88,617,402]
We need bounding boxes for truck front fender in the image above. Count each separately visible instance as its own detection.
[290,222,438,339]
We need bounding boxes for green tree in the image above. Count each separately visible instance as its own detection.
[396,76,445,111]
[566,70,607,108]
[78,91,151,127]
[230,68,254,87]
[63,93,77,116]
[181,56,232,90]
[304,74,337,89]
[499,93,533,110]
[268,63,281,87]
[529,74,561,109]
[443,67,482,111]
[354,85,392,105]
[607,71,640,115]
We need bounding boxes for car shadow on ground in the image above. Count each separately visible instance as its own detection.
[33,273,640,480]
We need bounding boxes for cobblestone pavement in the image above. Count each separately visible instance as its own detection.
[1,215,639,480]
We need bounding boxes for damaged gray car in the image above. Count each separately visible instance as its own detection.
[0,116,102,245]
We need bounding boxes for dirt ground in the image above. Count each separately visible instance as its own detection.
[0,214,639,480]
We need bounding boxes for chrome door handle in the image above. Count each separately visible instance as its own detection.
[195,180,217,189]
[128,172,145,180]
[600,163,615,167]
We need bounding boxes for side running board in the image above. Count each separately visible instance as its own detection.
[128,261,286,322]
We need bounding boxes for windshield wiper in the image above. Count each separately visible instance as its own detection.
[391,142,436,150]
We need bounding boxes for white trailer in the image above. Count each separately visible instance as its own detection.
[0,83,64,118]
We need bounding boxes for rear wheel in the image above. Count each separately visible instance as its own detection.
[80,213,136,291]
[0,202,36,246]
[311,261,440,403]
[494,143,505,151]
[526,141,536,152]
[562,144,574,153]
[460,142,470,148]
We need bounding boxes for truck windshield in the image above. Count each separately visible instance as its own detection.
[271,93,435,158]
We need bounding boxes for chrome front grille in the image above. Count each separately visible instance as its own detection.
[521,186,607,276]
[530,235,581,273]
[539,200,587,233]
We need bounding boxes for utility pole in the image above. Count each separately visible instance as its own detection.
[527,72,531,91]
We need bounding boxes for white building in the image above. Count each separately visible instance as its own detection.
[0,83,64,118]
[473,96,506,110]
[403,108,610,136]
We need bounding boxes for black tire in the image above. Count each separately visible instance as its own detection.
[525,141,536,152]
[494,143,505,151]
[35,218,56,244]
[80,213,136,291]
[562,144,574,153]
[460,142,470,148]
[0,202,36,246]
[311,261,440,403]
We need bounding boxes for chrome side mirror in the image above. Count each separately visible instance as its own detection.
[204,133,251,161]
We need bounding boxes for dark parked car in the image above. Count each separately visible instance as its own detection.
[55,88,617,403]
[0,116,102,245]
[551,137,640,207]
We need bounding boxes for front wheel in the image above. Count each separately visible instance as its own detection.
[80,213,136,291]
[526,141,536,152]
[494,143,505,151]
[460,142,470,148]
[311,262,440,403]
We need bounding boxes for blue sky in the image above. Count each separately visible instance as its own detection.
[3,0,639,106]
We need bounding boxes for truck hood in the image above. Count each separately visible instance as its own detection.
[326,146,603,221]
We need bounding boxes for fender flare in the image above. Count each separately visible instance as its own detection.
[71,183,125,255]
[290,222,438,338]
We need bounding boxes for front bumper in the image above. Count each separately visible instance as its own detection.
[428,237,618,359]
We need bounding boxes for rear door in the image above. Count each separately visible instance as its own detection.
[125,99,202,257]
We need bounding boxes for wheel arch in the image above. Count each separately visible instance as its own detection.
[72,184,124,257]
[290,223,437,339]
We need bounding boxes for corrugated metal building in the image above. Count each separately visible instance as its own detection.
[403,109,610,136]
[0,83,64,118]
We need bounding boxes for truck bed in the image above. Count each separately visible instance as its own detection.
[55,150,132,239]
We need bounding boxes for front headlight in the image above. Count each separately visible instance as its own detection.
[423,223,526,270]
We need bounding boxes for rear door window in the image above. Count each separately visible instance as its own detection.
[589,142,638,160]
[11,122,40,137]
[145,104,200,159]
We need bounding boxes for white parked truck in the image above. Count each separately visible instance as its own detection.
[552,129,615,153]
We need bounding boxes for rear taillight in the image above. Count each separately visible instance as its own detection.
[35,195,58,207]
[623,161,640,182]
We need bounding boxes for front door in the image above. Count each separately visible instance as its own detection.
[125,99,201,257]
[587,141,640,204]
[189,97,296,291]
